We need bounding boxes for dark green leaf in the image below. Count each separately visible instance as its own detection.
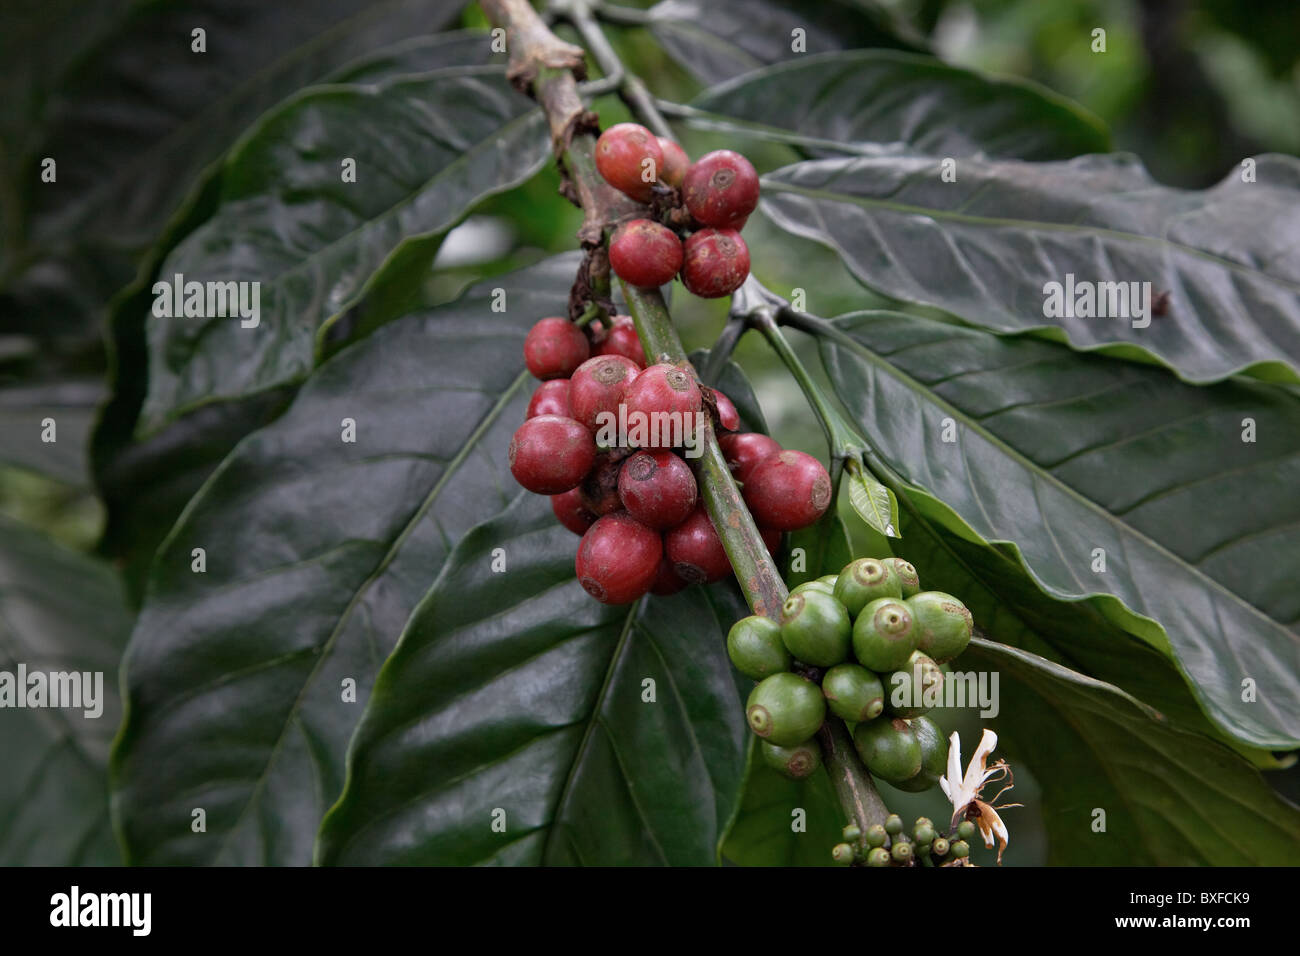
[0,516,131,865]
[316,494,752,865]
[0,378,102,487]
[765,154,1300,384]
[691,51,1108,160]
[819,309,1300,748]
[721,742,844,866]
[783,511,852,589]
[110,255,580,865]
[963,639,1300,864]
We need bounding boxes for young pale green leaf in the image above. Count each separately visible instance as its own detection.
[647,0,924,87]
[316,494,752,865]
[847,467,899,539]
[819,310,1300,749]
[764,154,1300,384]
[110,256,579,865]
[690,50,1108,160]
[139,66,548,432]
[0,517,131,865]
[962,639,1300,864]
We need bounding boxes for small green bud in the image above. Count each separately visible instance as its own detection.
[957,819,976,841]
[842,823,862,843]
[821,663,885,722]
[951,840,970,859]
[913,822,935,845]
[931,837,950,857]
[914,816,932,829]
[780,590,852,668]
[746,673,826,747]
[865,824,888,847]
[851,597,917,671]
[831,843,854,866]
[867,847,892,867]
[906,591,973,664]
[833,558,902,616]
[884,814,903,835]
[726,615,791,680]
[890,840,913,863]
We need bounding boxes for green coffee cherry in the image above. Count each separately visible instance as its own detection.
[884,650,943,719]
[821,663,885,722]
[890,840,913,863]
[867,847,892,867]
[906,591,973,664]
[851,597,917,671]
[865,824,888,847]
[853,718,923,785]
[892,715,950,792]
[727,615,791,680]
[831,843,854,866]
[760,738,822,779]
[833,558,902,616]
[789,580,834,599]
[817,573,841,588]
[842,823,862,843]
[931,836,950,857]
[957,820,976,841]
[746,672,826,746]
[951,840,970,859]
[886,557,921,597]
[884,813,903,835]
[780,590,851,668]
[913,822,935,845]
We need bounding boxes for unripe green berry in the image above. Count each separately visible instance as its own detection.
[746,672,826,746]
[906,591,974,664]
[842,823,862,843]
[891,840,913,863]
[886,557,921,597]
[892,715,949,792]
[726,615,791,680]
[780,590,851,668]
[915,816,932,829]
[884,650,943,719]
[821,663,885,722]
[931,836,950,857]
[957,820,976,841]
[760,738,822,779]
[884,813,903,835]
[852,597,917,671]
[817,573,840,588]
[853,718,923,785]
[951,840,970,859]
[913,822,935,845]
[865,824,887,847]
[831,843,854,865]
[833,558,902,616]
[867,847,891,867]
[789,580,833,599]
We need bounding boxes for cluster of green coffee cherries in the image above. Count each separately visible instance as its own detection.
[727,556,974,790]
[833,815,980,867]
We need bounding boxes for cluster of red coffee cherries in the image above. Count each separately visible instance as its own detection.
[509,316,834,604]
[596,123,757,298]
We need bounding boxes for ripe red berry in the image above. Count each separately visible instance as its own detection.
[523,317,589,380]
[578,451,625,516]
[595,123,664,202]
[576,513,662,604]
[719,431,781,483]
[665,505,732,584]
[527,379,571,419]
[552,488,598,535]
[594,315,646,368]
[712,389,740,431]
[509,415,596,494]
[760,526,782,555]
[657,137,690,188]
[682,150,759,228]
[609,219,684,288]
[681,228,750,298]
[651,554,689,596]
[569,354,641,433]
[617,449,698,530]
[743,450,833,530]
[623,364,703,430]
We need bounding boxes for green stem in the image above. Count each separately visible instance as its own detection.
[818,718,891,834]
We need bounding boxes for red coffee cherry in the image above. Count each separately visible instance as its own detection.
[718,431,781,483]
[552,488,598,535]
[681,228,750,298]
[665,505,732,584]
[623,364,703,428]
[743,450,833,530]
[595,123,664,202]
[651,555,689,596]
[527,379,571,419]
[657,137,690,188]
[509,415,596,494]
[682,150,760,228]
[578,451,625,517]
[594,315,646,368]
[576,513,662,604]
[759,526,782,555]
[609,219,684,288]
[524,317,589,380]
[712,389,740,431]
[618,449,698,530]
[569,354,641,433]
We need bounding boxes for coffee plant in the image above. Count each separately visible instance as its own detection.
[2,0,1299,870]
